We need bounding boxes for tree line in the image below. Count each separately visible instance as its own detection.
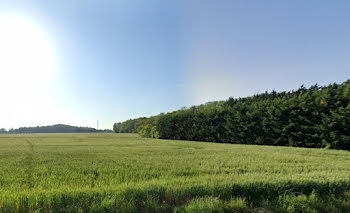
[0,124,112,134]
[114,80,350,150]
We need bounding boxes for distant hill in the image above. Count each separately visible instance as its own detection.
[0,124,112,134]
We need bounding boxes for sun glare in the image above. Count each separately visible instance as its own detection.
[0,14,56,97]
[0,14,58,128]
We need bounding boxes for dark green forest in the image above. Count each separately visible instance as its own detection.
[115,80,350,150]
[0,124,112,134]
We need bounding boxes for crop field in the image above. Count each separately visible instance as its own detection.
[0,133,349,212]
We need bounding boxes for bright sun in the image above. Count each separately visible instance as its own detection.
[0,14,58,128]
[0,14,56,96]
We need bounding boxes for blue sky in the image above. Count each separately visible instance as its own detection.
[0,0,349,129]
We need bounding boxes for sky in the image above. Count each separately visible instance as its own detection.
[0,0,349,130]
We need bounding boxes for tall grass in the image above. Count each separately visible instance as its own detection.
[0,133,349,212]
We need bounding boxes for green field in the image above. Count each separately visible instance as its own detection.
[0,133,349,212]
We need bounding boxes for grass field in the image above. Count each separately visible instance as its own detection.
[0,133,349,212]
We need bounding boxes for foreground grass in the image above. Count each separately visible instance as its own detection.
[0,133,349,212]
